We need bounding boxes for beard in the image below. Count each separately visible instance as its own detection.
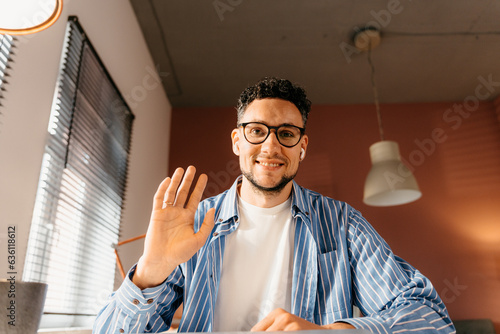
[241,168,297,195]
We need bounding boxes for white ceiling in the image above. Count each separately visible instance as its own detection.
[129,0,500,108]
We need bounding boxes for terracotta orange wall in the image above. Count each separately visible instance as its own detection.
[170,100,500,331]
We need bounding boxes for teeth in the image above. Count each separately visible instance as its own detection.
[259,162,281,167]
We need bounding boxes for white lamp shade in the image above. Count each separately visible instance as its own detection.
[363,141,422,206]
[0,0,62,35]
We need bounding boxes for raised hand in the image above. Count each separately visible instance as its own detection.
[133,166,215,289]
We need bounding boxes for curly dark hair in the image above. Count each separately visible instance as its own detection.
[236,77,311,128]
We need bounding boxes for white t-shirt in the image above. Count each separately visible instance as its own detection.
[212,195,295,331]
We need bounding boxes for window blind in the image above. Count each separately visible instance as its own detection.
[23,16,134,328]
[0,34,14,105]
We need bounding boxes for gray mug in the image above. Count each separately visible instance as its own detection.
[0,280,48,334]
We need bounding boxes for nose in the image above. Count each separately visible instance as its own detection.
[260,130,281,154]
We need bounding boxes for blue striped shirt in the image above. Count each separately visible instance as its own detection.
[94,177,455,333]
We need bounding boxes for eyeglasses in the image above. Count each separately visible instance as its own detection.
[238,122,305,148]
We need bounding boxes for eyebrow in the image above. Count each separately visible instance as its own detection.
[246,120,303,128]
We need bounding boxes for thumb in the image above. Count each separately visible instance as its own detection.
[195,208,216,242]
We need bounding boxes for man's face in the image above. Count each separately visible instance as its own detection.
[231,98,308,194]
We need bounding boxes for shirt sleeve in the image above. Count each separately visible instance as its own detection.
[339,208,455,334]
[93,264,184,334]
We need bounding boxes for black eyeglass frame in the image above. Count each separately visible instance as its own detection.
[238,122,306,148]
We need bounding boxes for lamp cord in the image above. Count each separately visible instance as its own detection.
[367,43,385,141]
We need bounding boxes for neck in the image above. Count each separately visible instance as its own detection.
[239,178,293,208]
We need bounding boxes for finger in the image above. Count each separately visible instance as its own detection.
[174,165,196,207]
[251,310,276,332]
[283,323,302,331]
[251,317,273,332]
[186,173,208,212]
[194,208,215,247]
[164,167,185,204]
[261,316,288,332]
[153,177,172,211]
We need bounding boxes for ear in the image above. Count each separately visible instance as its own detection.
[299,135,308,161]
[231,128,240,156]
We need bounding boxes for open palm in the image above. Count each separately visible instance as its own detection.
[133,166,215,289]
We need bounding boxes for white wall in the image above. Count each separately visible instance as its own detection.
[0,0,170,291]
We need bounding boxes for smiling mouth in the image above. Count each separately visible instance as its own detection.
[257,161,283,167]
[255,158,285,167]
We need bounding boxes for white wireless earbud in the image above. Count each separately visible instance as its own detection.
[300,148,305,160]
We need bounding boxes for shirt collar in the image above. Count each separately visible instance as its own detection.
[214,176,241,225]
[216,176,312,226]
[290,180,310,214]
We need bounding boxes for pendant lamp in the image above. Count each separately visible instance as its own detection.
[0,0,63,35]
[356,27,422,206]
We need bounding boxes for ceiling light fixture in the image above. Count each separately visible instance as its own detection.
[0,0,63,35]
[355,27,422,207]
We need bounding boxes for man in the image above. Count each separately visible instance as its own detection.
[94,78,454,333]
